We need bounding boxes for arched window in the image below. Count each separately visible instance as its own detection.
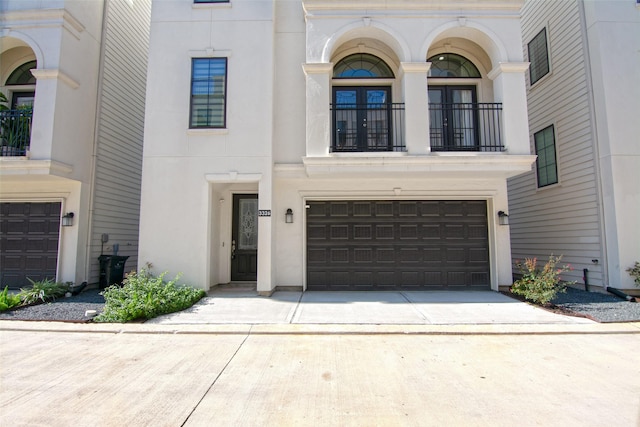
[6,61,37,85]
[427,53,480,78]
[333,54,394,79]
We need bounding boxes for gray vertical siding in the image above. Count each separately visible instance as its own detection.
[508,0,604,286]
[89,0,151,283]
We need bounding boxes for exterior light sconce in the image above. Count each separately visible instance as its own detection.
[285,208,293,223]
[497,211,509,226]
[62,212,75,227]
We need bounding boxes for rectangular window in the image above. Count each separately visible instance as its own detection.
[190,58,227,128]
[528,28,550,85]
[534,125,558,188]
[194,0,229,3]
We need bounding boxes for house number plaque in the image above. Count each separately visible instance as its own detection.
[258,210,271,217]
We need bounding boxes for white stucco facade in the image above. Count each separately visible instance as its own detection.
[139,0,535,293]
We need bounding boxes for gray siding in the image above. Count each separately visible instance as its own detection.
[508,0,604,286]
[89,0,151,283]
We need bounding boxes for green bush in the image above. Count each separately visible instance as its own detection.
[511,255,574,305]
[94,268,205,323]
[19,278,70,305]
[626,262,640,287]
[0,286,22,311]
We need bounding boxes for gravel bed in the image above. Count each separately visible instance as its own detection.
[0,289,104,323]
[551,287,640,323]
[1,287,638,323]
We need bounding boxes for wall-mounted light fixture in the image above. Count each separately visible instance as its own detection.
[62,212,75,227]
[497,210,509,226]
[285,208,293,223]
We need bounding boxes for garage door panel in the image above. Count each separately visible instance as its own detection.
[0,202,60,289]
[306,200,489,290]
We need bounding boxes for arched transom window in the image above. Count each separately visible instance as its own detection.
[427,53,480,78]
[333,54,394,79]
[6,61,37,85]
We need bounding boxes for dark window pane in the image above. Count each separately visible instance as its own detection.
[427,53,481,78]
[534,125,558,187]
[528,28,550,85]
[190,58,227,128]
[333,54,394,79]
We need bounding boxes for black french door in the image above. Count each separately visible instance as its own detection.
[428,86,479,151]
[332,86,392,152]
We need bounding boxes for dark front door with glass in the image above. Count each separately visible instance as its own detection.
[333,87,392,152]
[231,194,258,281]
[429,85,478,151]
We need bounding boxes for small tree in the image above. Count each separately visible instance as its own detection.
[627,262,640,287]
[511,255,574,305]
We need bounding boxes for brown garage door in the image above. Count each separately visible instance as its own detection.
[306,200,490,290]
[0,202,61,289]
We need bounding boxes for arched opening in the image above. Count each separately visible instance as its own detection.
[426,52,503,152]
[331,53,403,152]
[5,60,36,109]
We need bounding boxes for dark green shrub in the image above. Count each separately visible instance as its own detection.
[511,255,574,305]
[94,269,205,323]
[19,278,70,305]
[0,286,22,311]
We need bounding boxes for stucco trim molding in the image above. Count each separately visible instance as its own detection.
[400,62,431,74]
[488,62,530,80]
[31,68,80,89]
[0,159,73,176]
[2,9,85,40]
[205,172,263,183]
[302,63,334,75]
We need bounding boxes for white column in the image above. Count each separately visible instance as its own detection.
[401,62,431,155]
[257,174,274,294]
[302,63,332,157]
[488,62,531,155]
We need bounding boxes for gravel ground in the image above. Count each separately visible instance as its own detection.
[551,287,640,323]
[0,289,105,323]
[1,287,638,323]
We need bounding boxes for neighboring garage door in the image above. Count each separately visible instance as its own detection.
[0,202,61,289]
[306,200,490,291]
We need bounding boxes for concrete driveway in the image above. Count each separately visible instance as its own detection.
[146,289,595,325]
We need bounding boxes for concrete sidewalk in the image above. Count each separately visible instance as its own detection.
[145,289,596,325]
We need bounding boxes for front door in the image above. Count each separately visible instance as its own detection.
[428,86,478,150]
[333,86,391,152]
[231,194,258,281]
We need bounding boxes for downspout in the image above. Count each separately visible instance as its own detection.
[577,0,609,290]
[84,0,110,284]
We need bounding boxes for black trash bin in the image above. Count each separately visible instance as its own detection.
[98,255,130,289]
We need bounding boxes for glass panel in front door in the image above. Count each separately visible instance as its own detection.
[450,88,476,148]
[366,89,390,150]
[334,90,358,150]
[238,198,258,250]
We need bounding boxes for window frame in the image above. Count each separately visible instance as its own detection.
[534,124,559,188]
[527,27,550,86]
[189,57,228,129]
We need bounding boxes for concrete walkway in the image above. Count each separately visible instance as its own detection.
[146,289,595,325]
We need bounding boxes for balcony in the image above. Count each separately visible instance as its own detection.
[0,108,32,157]
[331,103,405,152]
[429,103,504,152]
[329,102,504,153]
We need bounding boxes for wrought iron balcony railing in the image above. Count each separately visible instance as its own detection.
[429,103,504,152]
[0,108,32,156]
[331,103,405,152]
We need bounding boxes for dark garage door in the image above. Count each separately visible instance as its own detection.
[306,200,490,290]
[0,202,61,289]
